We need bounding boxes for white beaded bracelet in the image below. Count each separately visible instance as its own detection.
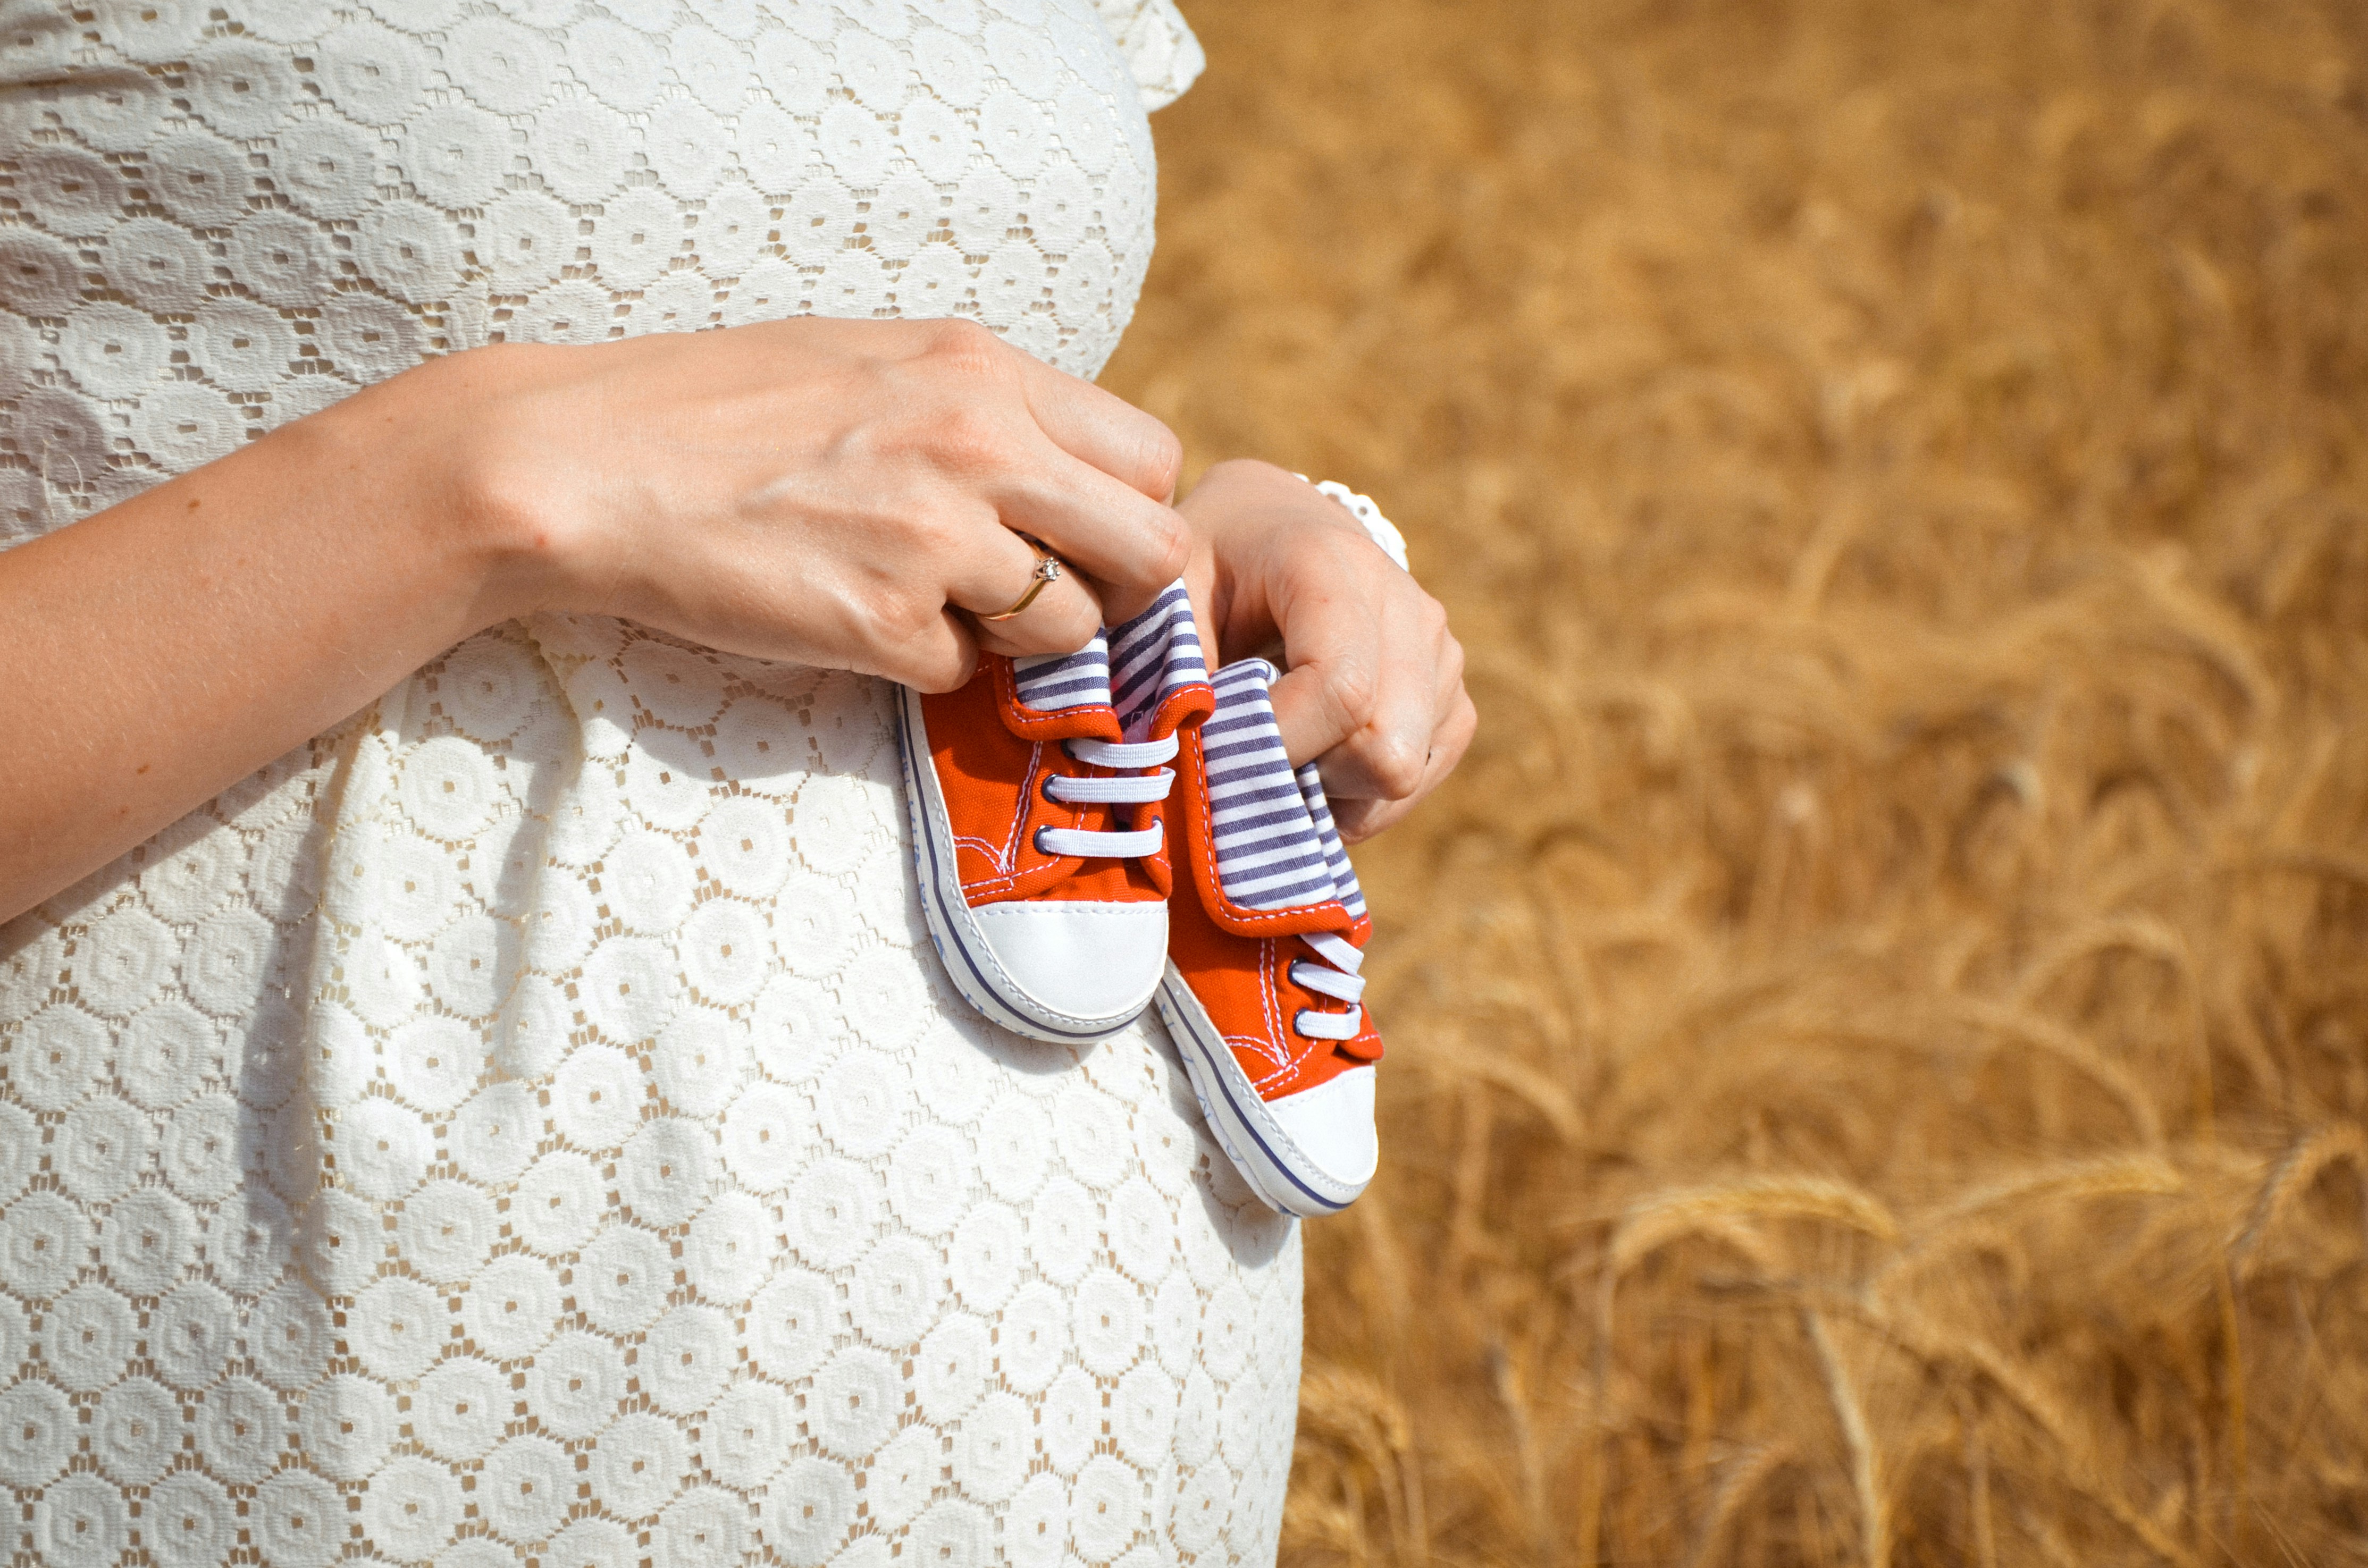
[1298,476,1411,572]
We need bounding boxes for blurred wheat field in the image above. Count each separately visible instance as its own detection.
[1097,1,2368,1564]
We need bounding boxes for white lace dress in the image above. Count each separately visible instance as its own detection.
[0,5,1306,1566]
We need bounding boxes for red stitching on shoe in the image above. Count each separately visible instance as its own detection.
[995,657,1122,740]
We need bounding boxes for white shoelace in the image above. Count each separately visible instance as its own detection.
[1032,715,1364,1043]
[1034,734,1179,858]
[1290,929,1366,1040]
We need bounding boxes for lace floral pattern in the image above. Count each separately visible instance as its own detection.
[0,4,1305,1566]
[0,0,1199,539]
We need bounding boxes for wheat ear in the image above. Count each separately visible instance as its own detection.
[1686,1443,1798,1568]
[2232,1124,2368,1279]
[1610,1176,1900,1279]
[1952,1000,2164,1147]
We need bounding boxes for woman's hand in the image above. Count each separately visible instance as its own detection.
[454,316,1188,689]
[1179,460,1475,843]
[0,317,1186,917]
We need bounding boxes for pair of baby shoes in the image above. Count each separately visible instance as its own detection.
[895,585,1382,1216]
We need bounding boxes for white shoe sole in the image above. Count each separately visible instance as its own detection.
[1155,965,1371,1217]
[896,684,1159,1044]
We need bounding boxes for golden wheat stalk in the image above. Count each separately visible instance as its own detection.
[2127,545,2277,716]
[1399,1029,1589,1146]
[2231,1123,2368,1279]
[1958,1393,2000,1568]
[2005,914,2192,1009]
[1297,1364,1424,1565]
[1878,1154,2188,1296]
[1686,1442,1799,1568]
[1804,1309,1891,1568]
[1129,4,2368,1564]
[1488,1344,1554,1568]
[1949,1000,2167,1148]
[1760,1288,2203,1568]
[1884,1309,2203,1568]
[1609,1176,1901,1280]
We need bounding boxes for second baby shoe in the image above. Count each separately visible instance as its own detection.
[899,585,1213,1043]
[1158,658,1384,1216]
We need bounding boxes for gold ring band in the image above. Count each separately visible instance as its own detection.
[980,543,1064,621]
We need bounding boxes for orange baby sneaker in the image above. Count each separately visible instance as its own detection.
[1158,657,1383,1216]
[899,585,1213,1042]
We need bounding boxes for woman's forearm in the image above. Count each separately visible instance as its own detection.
[0,358,522,920]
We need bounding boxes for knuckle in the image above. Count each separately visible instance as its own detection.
[908,642,975,694]
[1363,732,1429,799]
[908,506,973,562]
[1321,657,1381,732]
[1135,420,1185,500]
[1438,628,1467,685]
[927,407,1015,477]
[1141,505,1193,583]
[867,586,942,648]
[920,316,1000,368]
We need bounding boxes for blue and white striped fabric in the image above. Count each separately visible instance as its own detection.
[1011,637,1109,712]
[1297,759,1369,923]
[1110,584,1208,743]
[1204,660,1367,914]
[1011,580,1210,735]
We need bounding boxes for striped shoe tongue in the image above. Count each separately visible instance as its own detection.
[1204,659,1367,916]
[1012,637,1110,714]
[1296,755,1369,924]
[1109,583,1208,743]
[1011,581,1211,738]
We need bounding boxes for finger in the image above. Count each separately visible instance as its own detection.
[971,571,1106,656]
[944,524,1106,656]
[939,508,1044,613]
[865,606,980,694]
[1329,687,1476,844]
[1303,609,1451,802]
[1012,353,1185,502]
[1268,558,1457,788]
[988,446,1193,620]
[1264,577,1379,768]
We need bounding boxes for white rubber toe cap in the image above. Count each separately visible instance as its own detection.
[970,900,1168,1026]
[1268,1065,1379,1191]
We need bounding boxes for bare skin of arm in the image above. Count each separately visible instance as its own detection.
[0,317,1188,920]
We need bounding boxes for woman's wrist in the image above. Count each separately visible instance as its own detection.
[298,341,647,637]
[332,344,587,631]
[1305,479,1410,572]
